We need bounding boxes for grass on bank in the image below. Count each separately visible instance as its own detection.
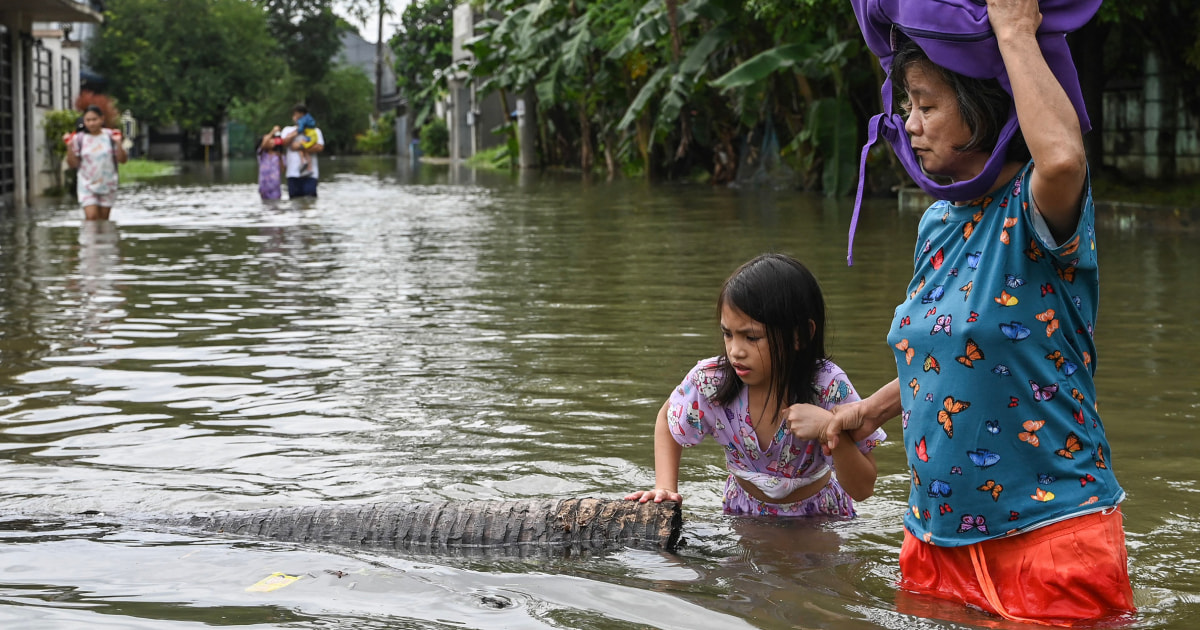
[66,155,1200,210]
[1093,176,1200,209]
[463,145,514,171]
[120,158,177,181]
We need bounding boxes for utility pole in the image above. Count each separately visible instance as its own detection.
[374,0,384,118]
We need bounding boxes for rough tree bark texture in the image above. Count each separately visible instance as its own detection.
[162,498,682,556]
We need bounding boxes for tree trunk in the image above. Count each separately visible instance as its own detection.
[663,0,691,162]
[579,99,593,172]
[160,498,682,556]
[604,130,617,181]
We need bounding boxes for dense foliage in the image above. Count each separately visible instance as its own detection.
[88,0,387,156]
[389,0,454,128]
[440,0,1200,190]
[452,0,877,190]
[88,0,283,133]
[229,64,375,155]
[259,0,345,83]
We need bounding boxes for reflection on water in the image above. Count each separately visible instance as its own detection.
[0,158,1197,629]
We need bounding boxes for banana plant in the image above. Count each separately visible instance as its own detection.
[610,0,742,167]
[710,27,859,196]
[464,0,634,171]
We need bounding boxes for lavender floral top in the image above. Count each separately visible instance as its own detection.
[667,357,886,502]
[257,147,282,200]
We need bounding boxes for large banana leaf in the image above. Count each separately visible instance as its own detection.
[809,96,858,197]
[710,43,814,90]
[608,0,724,60]
[679,23,730,75]
[617,65,671,129]
[561,13,593,76]
[710,39,853,90]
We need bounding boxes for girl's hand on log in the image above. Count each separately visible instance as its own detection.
[624,488,682,504]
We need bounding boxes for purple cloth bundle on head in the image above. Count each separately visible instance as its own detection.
[845,0,1102,266]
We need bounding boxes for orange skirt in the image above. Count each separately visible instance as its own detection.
[898,508,1135,625]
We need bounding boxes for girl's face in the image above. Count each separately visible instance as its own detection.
[901,63,988,182]
[720,303,771,389]
[83,111,104,134]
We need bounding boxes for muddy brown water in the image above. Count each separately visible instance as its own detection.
[0,157,1196,629]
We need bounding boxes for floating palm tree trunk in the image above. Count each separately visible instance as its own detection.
[163,498,682,555]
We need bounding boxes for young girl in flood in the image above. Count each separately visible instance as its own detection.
[66,105,128,221]
[625,254,884,517]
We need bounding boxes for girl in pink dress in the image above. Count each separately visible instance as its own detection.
[257,126,284,200]
[66,105,128,221]
[626,254,885,517]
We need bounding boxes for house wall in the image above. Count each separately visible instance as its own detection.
[30,27,82,195]
[472,88,507,155]
[0,0,101,208]
[449,3,510,163]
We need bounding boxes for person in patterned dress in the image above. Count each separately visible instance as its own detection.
[626,253,885,517]
[785,0,1134,624]
[66,105,128,221]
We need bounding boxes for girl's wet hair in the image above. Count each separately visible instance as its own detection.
[892,38,1029,161]
[713,253,828,410]
[84,104,104,117]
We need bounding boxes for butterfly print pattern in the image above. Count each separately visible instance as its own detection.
[887,163,1120,546]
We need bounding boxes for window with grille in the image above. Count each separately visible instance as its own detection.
[33,47,53,107]
[61,56,72,110]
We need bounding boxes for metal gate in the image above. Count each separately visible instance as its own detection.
[0,25,13,205]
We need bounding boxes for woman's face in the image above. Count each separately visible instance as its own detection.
[901,63,988,182]
[82,111,104,134]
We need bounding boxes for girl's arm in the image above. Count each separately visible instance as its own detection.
[988,0,1087,241]
[115,139,128,164]
[829,430,877,501]
[625,401,684,504]
[66,141,80,169]
[786,378,902,453]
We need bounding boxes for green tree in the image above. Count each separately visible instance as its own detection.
[464,0,649,174]
[228,64,375,155]
[89,0,283,134]
[389,0,454,128]
[305,64,376,153]
[257,0,348,85]
[459,0,875,189]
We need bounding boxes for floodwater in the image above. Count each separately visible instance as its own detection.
[0,157,1197,629]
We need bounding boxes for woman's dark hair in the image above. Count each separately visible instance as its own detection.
[712,254,828,412]
[292,104,309,115]
[891,38,1029,161]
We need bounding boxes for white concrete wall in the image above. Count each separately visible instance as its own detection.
[30,27,82,195]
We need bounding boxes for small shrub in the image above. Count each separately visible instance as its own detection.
[418,118,449,158]
[355,112,396,154]
[41,109,81,195]
[464,145,511,170]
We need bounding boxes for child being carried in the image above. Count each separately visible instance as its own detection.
[291,112,319,177]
